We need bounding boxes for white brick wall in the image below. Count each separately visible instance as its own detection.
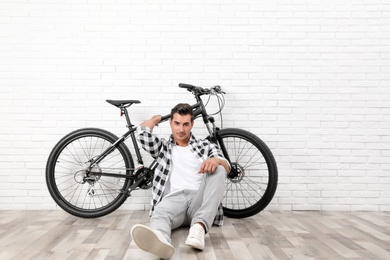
[1,0,389,212]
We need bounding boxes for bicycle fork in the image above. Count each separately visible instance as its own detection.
[204,116,232,168]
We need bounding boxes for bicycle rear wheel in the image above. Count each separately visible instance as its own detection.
[46,128,134,218]
[217,128,278,218]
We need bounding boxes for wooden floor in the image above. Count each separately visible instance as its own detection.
[0,210,390,260]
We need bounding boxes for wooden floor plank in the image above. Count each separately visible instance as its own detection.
[0,210,390,259]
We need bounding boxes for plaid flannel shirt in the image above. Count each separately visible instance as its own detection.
[136,125,225,226]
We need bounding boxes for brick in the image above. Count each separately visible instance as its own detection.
[0,1,389,212]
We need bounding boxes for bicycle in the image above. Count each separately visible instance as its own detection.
[45,83,278,219]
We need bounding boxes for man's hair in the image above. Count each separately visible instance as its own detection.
[170,103,194,122]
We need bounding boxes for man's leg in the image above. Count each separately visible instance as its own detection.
[150,191,188,242]
[185,166,226,250]
[131,191,188,259]
[188,165,226,231]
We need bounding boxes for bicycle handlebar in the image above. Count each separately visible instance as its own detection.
[160,84,225,123]
[178,83,225,95]
[178,83,195,89]
[160,103,202,123]
[160,114,170,122]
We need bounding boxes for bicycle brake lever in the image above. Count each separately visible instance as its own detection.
[212,85,224,94]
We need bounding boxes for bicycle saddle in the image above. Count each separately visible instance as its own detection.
[106,100,141,108]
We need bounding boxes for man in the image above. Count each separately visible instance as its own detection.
[131,103,230,259]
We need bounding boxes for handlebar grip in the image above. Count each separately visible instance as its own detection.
[160,114,171,122]
[179,83,195,89]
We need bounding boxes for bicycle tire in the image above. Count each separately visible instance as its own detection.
[216,128,278,218]
[46,128,134,218]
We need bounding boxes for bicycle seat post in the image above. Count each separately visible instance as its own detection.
[120,106,133,129]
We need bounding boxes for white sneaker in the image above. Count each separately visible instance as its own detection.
[131,224,175,259]
[185,223,205,250]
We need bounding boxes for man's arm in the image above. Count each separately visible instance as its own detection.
[198,141,231,174]
[136,115,164,159]
[199,157,230,174]
[140,115,162,129]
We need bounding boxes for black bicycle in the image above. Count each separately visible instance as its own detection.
[46,83,278,219]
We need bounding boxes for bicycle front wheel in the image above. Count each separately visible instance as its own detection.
[217,128,278,218]
[46,128,134,218]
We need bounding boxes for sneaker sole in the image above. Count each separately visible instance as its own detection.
[131,224,174,259]
[185,238,205,250]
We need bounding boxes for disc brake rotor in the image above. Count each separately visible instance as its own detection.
[228,163,245,183]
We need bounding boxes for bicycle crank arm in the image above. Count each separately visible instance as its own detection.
[121,176,146,197]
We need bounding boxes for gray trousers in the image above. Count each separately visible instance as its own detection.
[150,166,226,242]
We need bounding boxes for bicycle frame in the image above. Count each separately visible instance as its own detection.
[46,83,278,219]
[88,91,231,184]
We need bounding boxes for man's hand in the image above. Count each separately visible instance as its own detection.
[140,115,162,129]
[199,157,220,174]
[199,157,230,174]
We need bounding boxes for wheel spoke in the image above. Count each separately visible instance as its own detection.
[46,129,133,217]
[220,129,277,218]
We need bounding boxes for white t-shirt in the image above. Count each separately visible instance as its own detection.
[163,145,203,197]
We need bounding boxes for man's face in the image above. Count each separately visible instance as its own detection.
[170,113,194,146]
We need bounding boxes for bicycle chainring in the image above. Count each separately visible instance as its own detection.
[138,168,154,189]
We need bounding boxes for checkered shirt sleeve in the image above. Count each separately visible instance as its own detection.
[136,126,164,159]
